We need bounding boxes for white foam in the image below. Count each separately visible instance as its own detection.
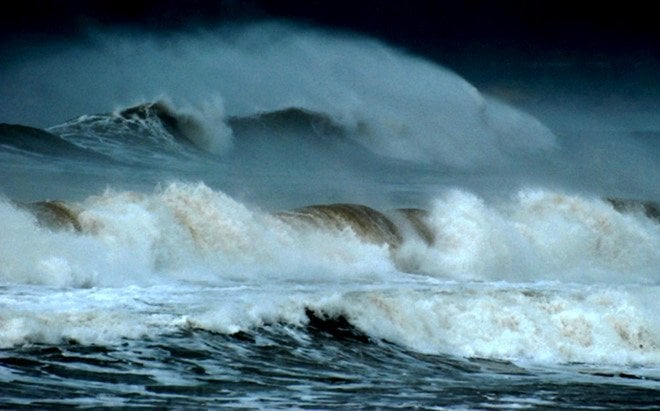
[314,283,660,365]
[395,189,659,284]
[2,281,655,366]
[0,285,183,348]
[0,185,657,366]
[2,184,657,287]
[0,201,105,288]
[0,183,395,288]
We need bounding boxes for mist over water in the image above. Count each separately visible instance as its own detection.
[1,23,555,166]
[1,22,657,201]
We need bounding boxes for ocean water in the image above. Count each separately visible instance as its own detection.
[0,23,659,409]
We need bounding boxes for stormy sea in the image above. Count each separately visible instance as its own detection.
[1,19,658,409]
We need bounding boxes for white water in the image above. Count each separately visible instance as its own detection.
[1,183,657,366]
[396,189,658,283]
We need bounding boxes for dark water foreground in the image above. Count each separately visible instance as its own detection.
[1,324,658,410]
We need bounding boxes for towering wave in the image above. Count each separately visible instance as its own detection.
[0,23,557,169]
[3,23,656,200]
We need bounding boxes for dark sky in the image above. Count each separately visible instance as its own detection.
[2,0,658,63]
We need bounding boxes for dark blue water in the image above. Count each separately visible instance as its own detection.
[2,327,658,409]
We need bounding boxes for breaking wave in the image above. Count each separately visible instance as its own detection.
[44,99,232,163]
[4,182,657,287]
[0,183,657,365]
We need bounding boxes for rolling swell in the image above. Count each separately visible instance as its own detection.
[225,106,377,175]
[16,101,356,167]
[0,123,110,161]
[45,101,221,164]
[0,94,559,177]
[227,107,344,136]
[117,101,198,146]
